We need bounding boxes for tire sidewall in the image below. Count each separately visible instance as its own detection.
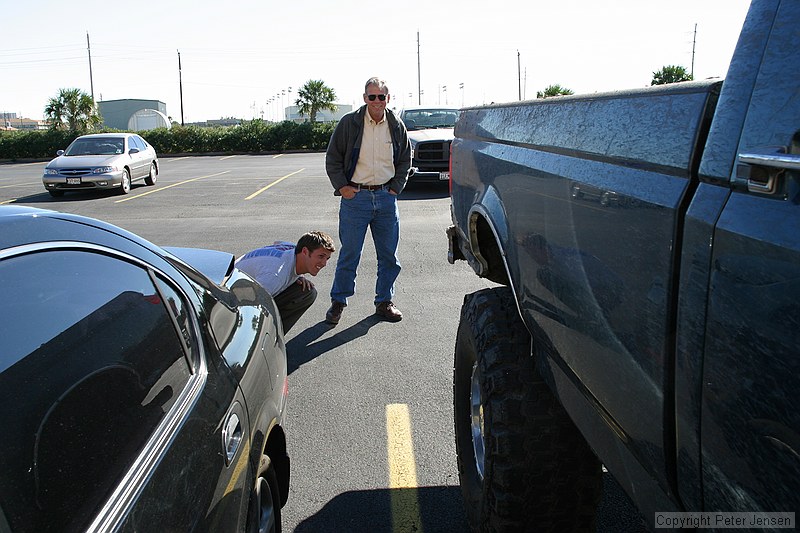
[454,314,487,526]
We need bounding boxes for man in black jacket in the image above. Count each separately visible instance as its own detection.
[324,77,411,325]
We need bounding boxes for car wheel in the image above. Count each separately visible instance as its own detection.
[48,190,64,198]
[454,287,602,531]
[145,163,157,186]
[119,169,131,195]
[247,454,281,533]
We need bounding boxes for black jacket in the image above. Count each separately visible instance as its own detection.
[325,106,411,195]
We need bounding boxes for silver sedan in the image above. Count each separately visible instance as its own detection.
[42,133,159,197]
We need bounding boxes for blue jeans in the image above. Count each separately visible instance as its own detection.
[331,189,401,305]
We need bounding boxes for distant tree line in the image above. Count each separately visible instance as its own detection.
[0,80,339,160]
[535,64,694,99]
[2,70,697,160]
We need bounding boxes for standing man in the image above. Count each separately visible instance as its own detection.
[324,77,411,325]
[236,231,335,333]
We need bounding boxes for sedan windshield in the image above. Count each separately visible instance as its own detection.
[65,138,125,156]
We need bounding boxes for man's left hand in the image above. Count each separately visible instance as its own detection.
[296,276,314,291]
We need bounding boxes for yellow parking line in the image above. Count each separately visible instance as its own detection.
[163,157,190,163]
[115,170,231,203]
[245,168,304,200]
[386,403,423,533]
[1,198,17,205]
[273,154,284,159]
[220,155,236,160]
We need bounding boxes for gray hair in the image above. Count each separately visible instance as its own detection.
[364,77,389,94]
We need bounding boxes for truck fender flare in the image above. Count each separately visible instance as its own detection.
[467,186,527,329]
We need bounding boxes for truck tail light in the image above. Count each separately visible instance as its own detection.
[449,143,454,196]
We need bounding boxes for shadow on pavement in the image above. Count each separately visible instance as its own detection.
[286,315,383,373]
[293,485,468,533]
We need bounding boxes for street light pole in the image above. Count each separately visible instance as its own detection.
[178,50,185,126]
[417,31,422,105]
[86,33,95,103]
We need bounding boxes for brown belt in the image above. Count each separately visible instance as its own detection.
[349,182,388,191]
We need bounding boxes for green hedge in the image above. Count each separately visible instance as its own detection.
[0,120,336,160]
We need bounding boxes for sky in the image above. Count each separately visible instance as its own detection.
[2,0,752,124]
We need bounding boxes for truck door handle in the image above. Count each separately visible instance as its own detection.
[737,149,800,195]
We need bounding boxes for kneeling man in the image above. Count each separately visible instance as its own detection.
[237,231,335,333]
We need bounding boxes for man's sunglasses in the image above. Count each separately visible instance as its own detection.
[367,94,387,101]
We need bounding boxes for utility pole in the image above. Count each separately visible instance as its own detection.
[87,33,95,102]
[178,50,185,126]
[517,50,522,101]
[691,23,697,79]
[417,31,422,105]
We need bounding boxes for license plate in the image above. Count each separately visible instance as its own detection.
[439,172,450,181]
[66,177,81,185]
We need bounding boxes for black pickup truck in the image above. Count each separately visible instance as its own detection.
[446,1,799,530]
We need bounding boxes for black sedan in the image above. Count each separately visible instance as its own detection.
[0,206,289,532]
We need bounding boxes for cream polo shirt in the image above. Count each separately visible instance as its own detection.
[350,110,394,186]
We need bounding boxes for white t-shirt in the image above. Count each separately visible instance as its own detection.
[235,241,299,296]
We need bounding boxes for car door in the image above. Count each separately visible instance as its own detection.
[699,0,800,513]
[128,136,147,179]
[0,245,251,532]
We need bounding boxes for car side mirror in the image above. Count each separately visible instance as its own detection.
[129,148,140,154]
[56,150,65,156]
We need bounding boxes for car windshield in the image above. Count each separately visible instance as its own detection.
[65,138,125,156]
[403,110,458,131]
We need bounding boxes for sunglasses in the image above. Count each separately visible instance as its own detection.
[367,94,387,101]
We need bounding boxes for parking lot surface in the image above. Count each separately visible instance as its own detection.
[0,153,644,532]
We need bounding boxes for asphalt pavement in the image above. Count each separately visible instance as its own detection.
[0,153,646,532]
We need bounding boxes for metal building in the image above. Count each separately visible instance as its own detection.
[98,99,170,131]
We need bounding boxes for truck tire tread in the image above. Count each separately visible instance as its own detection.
[454,287,601,532]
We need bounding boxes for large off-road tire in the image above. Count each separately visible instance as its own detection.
[454,287,602,532]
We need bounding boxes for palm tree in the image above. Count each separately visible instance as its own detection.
[44,88,101,132]
[536,84,574,99]
[651,65,693,85]
[295,80,337,123]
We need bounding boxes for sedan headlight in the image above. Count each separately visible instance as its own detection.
[44,168,59,175]
[92,166,116,174]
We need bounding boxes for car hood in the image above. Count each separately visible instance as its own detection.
[407,128,455,143]
[47,154,121,167]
